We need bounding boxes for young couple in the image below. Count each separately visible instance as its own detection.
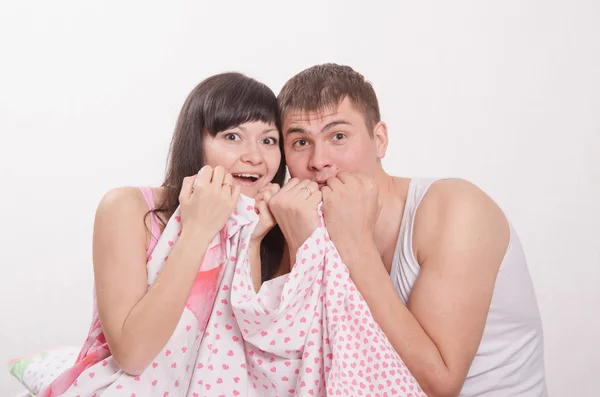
[58,64,548,396]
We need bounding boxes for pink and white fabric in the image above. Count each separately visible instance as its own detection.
[40,195,426,397]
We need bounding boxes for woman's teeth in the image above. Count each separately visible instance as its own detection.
[233,173,259,182]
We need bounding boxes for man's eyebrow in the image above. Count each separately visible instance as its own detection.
[286,126,308,135]
[321,119,352,132]
[286,119,352,135]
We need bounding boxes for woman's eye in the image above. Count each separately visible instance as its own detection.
[225,133,240,141]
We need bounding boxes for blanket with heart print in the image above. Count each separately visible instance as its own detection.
[39,194,426,397]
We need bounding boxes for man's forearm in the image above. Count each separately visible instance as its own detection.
[339,242,458,396]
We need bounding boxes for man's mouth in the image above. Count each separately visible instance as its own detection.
[232,173,262,185]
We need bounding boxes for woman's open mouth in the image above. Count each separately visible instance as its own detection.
[232,173,261,185]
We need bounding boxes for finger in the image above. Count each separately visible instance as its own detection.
[222,173,234,194]
[270,179,298,205]
[289,179,312,199]
[196,165,213,188]
[256,184,271,195]
[254,189,268,214]
[255,183,271,201]
[263,190,273,203]
[267,183,281,196]
[254,199,262,214]
[336,170,352,183]
[231,183,242,203]
[326,176,344,190]
[256,199,271,217]
[320,186,332,209]
[257,200,276,231]
[254,190,265,203]
[279,177,301,194]
[338,171,361,189]
[255,183,278,201]
[337,170,361,186]
[179,176,195,203]
[211,165,226,186]
[260,182,279,192]
[254,189,266,202]
[306,181,318,197]
[308,189,323,208]
[255,199,265,215]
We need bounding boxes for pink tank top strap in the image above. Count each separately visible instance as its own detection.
[139,186,161,258]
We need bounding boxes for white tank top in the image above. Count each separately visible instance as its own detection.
[390,178,548,396]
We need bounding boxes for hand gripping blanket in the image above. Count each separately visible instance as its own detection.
[40,195,426,397]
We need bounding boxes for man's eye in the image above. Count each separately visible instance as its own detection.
[333,133,345,140]
[294,139,308,147]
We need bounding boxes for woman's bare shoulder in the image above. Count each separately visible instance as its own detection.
[94,186,170,236]
[96,187,149,216]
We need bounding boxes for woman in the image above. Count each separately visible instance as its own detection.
[39,72,288,395]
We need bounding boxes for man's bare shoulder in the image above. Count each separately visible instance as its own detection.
[413,178,510,265]
[419,178,503,213]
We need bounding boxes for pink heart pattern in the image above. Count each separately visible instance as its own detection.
[38,195,425,396]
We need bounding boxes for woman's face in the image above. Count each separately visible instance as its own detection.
[202,121,282,198]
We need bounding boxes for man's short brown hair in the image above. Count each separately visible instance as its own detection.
[277,63,381,136]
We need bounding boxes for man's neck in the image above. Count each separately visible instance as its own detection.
[372,167,411,273]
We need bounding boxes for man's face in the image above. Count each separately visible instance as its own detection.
[283,97,388,189]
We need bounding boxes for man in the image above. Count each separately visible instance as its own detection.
[267,64,548,396]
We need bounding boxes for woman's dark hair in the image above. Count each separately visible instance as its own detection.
[151,72,286,281]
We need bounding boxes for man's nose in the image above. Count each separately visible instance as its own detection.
[308,143,332,171]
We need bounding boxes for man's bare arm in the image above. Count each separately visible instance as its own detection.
[339,179,509,397]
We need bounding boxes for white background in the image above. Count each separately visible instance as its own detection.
[1,0,598,395]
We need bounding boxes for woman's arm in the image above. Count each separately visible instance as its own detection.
[92,187,213,376]
[94,167,239,375]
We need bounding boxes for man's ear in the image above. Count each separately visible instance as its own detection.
[372,121,389,160]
